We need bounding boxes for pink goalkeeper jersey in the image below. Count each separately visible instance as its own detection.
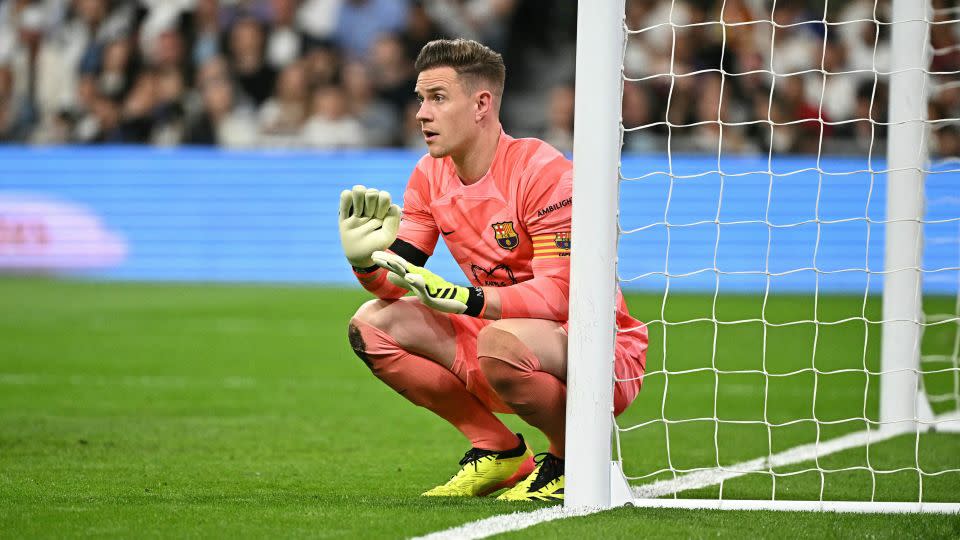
[395,131,641,333]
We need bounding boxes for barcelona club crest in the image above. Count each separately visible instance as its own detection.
[491,221,520,250]
[554,232,571,251]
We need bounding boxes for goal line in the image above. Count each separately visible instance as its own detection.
[620,411,960,513]
[414,412,960,540]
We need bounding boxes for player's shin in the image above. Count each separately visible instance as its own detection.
[346,318,517,451]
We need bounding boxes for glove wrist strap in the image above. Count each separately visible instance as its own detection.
[351,263,380,274]
[463,286,486,318]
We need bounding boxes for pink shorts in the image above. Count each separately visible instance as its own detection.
[445,314,647,416]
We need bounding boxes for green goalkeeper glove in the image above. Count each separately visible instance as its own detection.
[338,185,401,269]
[371,250,486,317]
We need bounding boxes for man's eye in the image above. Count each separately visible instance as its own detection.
[433,95,444,102]
[416,95,424,104]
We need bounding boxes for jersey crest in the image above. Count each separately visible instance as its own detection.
[491,221,520,250]
[554,232,571,251]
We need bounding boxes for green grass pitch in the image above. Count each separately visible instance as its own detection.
[1,277,958,538]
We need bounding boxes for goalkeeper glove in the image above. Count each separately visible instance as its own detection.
[338,185,401,269]
[371,251,486,317]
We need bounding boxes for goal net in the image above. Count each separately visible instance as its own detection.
[567,0,960,513]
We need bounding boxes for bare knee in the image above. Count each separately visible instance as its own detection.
[347,297,458,369]
[349,299,410,343]
[479,355,518,396]
[478,324,530,394]
[478,320,567,381]
[347,300,394,368]
[351,299,392,327]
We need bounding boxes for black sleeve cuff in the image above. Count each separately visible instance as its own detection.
[463,286,486,318]
[389,238,430,267]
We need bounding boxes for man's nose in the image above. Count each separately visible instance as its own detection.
[416,102,431,122]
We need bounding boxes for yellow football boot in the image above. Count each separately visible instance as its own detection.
[422,433,535,497]
[496,452,564,502]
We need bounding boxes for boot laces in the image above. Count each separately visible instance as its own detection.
[528,453,564,492]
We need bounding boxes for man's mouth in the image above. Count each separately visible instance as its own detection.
[423,129,439,142]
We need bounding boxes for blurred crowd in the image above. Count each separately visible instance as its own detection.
[0,0,957,156]
[621,0,960,157]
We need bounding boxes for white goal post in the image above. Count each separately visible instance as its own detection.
[567,0,960,513]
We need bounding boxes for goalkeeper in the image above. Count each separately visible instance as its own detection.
[340,39,647,502]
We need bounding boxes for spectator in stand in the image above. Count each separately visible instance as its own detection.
[296,0,343,41]
[190,53,232,110]
[930,5,960,74]
[334,0,409,60]
[934,125,960,159]
[72,73,120,144]
[303,40,341,88]
[151,66,189,145]
[143,21,189,78]
[258,60,311,145]
[301,84,365,148]
[219,0,273,27]
[769,4,825,76]
[662,73,697,137]
[341,60,399,146]
[96,37,136,103]
[2,4,46,141]
[0,0,943,153]
[190,0,223,66]
[227,16,276,106]
[420,0,516,51]
[185,75,257,147]
[933,81,960,124]
[68,73,98,142]
[624,0,694,79]
[115,69,156,143]
[838,0,891,82]
[366,33,415,114]
[687,73,756,154]
[500,0,576,136]
[773,75,825,154]
[622,80,658,153]
[0,64,32,141]
[264,0,308,69]
[814,38,856,124]
[403,1,443,61]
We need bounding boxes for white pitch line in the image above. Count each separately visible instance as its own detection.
[631,426,902,499]
[411,505,605,540]
[412,418,959,540]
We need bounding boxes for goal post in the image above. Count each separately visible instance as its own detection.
[881,0,932,433]
[566,0,960,513]
[566,0,626,509]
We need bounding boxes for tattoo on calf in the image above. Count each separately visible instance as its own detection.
[347,323,373,368]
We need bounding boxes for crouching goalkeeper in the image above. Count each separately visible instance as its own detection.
[339,39,647,502]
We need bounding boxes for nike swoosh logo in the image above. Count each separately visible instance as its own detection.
[441,229,455,236]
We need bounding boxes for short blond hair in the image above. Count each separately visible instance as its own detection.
[414,39,506,100]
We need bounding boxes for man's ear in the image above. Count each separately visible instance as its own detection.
[475,89,494,121]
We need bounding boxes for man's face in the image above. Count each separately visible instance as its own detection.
[414,67,480,159]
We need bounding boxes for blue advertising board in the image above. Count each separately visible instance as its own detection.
[0,147,957,294]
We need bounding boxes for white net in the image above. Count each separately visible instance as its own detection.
[613,0,960,506]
